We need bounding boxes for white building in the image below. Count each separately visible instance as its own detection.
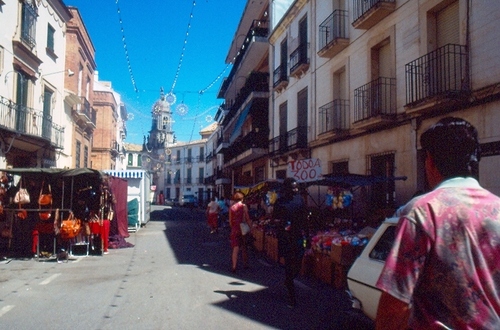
[0,0,72,168]
[267,0,500,220]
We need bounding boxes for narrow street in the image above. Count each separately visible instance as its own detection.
[0,205,373,329]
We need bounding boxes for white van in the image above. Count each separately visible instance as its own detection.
[346,217,398,320]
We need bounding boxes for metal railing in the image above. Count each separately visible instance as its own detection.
[319,99,350,134]
[75,96,97,126]
[354,77,396,122]
[405,44,469,105]
[319,10,348,50]
[353,0,395,22]
[0,96,64,148]
[289,43,309,73]
[273,64,288,88]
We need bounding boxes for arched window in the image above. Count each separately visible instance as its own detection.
[137,154,142,167]
[128,153,133,166]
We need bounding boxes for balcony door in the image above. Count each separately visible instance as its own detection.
[15,72,29,132]
[42,88,53,140]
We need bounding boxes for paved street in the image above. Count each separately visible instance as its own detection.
[0,205,373,329]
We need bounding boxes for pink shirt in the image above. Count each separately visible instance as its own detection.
[377,177,500,329]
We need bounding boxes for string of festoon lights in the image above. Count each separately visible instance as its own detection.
[115,0,138,93]
[166,0,197,116]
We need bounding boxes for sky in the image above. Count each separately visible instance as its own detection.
[64,0,246,145]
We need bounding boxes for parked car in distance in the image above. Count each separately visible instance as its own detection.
[165,198,177,206]
[346,217,398,320]
[179,194,197,207]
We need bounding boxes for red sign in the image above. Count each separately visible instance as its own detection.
[287,158,322,183]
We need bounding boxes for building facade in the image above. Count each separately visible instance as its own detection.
[216,0,271,197]
[0,0,72,168]
[65,6,97,169]
[266,0,500,219]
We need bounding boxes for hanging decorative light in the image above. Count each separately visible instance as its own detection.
[176,103,189,116]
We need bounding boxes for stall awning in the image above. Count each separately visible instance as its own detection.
[104,170,147,179]
[309,173,407,187]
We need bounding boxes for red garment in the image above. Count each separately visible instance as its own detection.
[229,202,246,248]
[207,213,218,229]
[102,219,110,252]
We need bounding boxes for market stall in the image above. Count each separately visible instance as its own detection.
[0,168,130,259]
[239,173,406,288]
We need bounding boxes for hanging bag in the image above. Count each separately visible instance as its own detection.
[60,211,82,240]
[14,178,30,204]
[38,181,52,206]
[38,181,52,221]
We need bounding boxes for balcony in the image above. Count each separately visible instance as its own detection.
[217,20,269,99]
[289,43,310,77]
[319,99,350,135]
[405,44,470,113]
[222,71,269,126]
[73,96,97,128]
[353,77,396,130]
[111,140,121,156]
[352,0,396,30]
[215,169,231,185]
[269,126,308,158]
[0,96,64,149]
[225,130,268,167]
[318,10,349,58]
[273,64,288,92]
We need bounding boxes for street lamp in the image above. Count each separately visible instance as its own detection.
[40,69,75,78]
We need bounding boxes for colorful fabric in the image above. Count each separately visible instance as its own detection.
[377,177,500,329]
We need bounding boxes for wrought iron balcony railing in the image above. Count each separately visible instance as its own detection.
[354,77,396,122]
[269,126,308,156]
[319,10,348,51]
[0,96,64,148]
[319,99,350,134]
[273,64,288,88]
[352,0,396,29]
[289,42,310,75]
[74,96,97,126]
[405,44,469,106]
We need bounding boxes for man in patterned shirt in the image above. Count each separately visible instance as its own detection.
[375,117,500,329]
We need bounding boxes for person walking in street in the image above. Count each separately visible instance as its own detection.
[206,196,220,234]
[229,191,251,273]
[376,117,500,329]
[272,177,308,308]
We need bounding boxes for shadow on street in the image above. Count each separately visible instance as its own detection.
[150,206,374,330]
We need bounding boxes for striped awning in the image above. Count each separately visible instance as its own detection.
[104,170,146,179]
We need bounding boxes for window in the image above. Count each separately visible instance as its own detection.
[47,24,55,53]
[369,152,395,208]
[42,88,53,139]
[128,153,133,166]
[198,168,204,183]
[279,101,288,151]
[187,168,192,184]
[75,140,81,168]
[368,225,396,262]
[84,146,88,168]
[138,154,142,167]
[21,0,37,48]
[0,46,4,77]
[330,160,349,175]
[187,148,192,163]
[15,71,30,132]
[199,147,204,161]
[176,150,181,164]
